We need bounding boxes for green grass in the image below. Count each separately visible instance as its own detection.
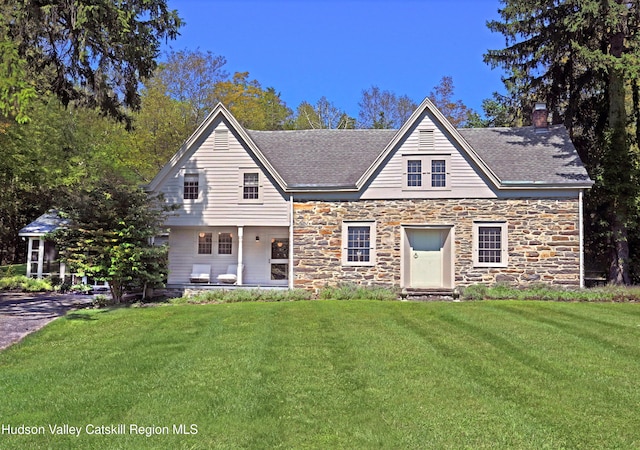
[0,263,27,278]
[1,301,640,449]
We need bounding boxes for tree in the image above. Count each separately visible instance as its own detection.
[53,178,174,303]
[484,0,640,284]
[154,48,228,127]
[213,72,292,130]
[358,86,416,128]
[291,97,354,129]
[428,76,474,127]
[1,1,182,125]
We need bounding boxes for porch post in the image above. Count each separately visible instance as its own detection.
[26,238,34,278]
[237,226,244,286]
[37,238,45,279]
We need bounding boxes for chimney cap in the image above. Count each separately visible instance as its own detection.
[534,102,547,111]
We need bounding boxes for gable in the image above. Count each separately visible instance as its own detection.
[149,107,290,227]
[361,107,497,199]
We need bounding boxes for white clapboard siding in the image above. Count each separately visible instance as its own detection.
[362,110,496,199]
[167,226,289,285]
[159,119,290,227]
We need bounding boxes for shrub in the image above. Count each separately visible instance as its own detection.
[0,275,52,292]
[174,288,314,304]
[92,294,114,308]
[318,283,398,301]
[460,283,640,302]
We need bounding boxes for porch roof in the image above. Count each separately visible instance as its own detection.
[18,210,67,237]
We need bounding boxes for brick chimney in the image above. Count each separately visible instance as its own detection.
[532,102,549,132]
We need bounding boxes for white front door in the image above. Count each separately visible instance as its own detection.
[269,237,289,285]
[408,230,444,288]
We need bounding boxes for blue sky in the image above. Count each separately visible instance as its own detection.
[163,0,506,117]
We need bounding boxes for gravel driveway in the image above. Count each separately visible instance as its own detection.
[0,292,93,351]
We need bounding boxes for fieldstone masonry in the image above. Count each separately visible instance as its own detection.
[293,198,581,291]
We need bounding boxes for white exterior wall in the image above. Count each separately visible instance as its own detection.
[167,226,289,285]
[362,110,497,199]
[158,119,290,227]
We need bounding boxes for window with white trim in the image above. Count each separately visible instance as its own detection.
[473,222,508,267]
[198,232,213,254]
[342,221,376,266]
[403,155,450,190]
[239,170,262,202]
[183,173,199,200]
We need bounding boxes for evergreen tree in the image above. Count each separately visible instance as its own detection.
[485,0,640,283]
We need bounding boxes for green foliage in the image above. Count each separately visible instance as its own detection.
[92,294,114,308]
[53,178,174,303]
[213,72,292,130]
[1,0,183,124]
[290,96,353,129]
[318,283,398,301]
[484,0,640,283]
[0,264,26,278]
[0,275,52,292]
[461,283,640,302]
[428,76,475,127]
[175,288,313,304]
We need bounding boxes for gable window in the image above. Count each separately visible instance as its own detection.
[239,169,262,202]
[198,232,212,254]
[473,222,508,267]
[431,159,447,187]
[218,233,232,255]
[403,155,450,190]
[243,173,259,199]
[184,173,199,200]
[342,221,376,266]
[407,160,422,187]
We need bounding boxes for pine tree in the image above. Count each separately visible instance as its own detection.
[485,0,640,283]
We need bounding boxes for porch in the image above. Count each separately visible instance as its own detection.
[166,225,293,289]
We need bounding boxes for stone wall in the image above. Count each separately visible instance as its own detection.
[292,198,581,291]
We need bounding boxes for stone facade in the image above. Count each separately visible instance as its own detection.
[292,198,581,291]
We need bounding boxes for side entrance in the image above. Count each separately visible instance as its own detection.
[402,226,454,289]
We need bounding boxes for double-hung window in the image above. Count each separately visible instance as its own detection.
[473,222,508,267]
[239,170,262,202]
[218,233,233,255]
[184,173,199,200]
[198,232,213,254]
[403,155,450,190]
[342,221,376,266]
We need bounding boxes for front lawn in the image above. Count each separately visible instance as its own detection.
[1,301,639,449]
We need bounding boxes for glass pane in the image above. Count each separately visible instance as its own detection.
[271,263,288,280]
[431,160,446,187]
[478,226,502,263]
[184,174,199,199]
[243,173,259,199]
[347,226,370,262]
[407,160,422,187]
[271,238,289,260]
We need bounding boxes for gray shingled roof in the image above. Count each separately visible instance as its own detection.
[247,125,592,189]
[247,129,397,188]
[18,210,67,236]
[458,125,592,185]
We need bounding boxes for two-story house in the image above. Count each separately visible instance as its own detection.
[148,98,593,293]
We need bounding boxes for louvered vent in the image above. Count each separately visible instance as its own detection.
[214,130,229,150]
[419,130,434,150]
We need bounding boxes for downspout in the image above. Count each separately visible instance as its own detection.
[579,190,585,288]
[289,194,294,289]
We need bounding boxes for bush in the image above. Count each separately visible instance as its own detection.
[460,283,640,302]
[0,275,52,292]
[174,288,314,304]
[318,283,398,301]
[92,294,114,308]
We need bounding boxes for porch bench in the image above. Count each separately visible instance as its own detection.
[189,264,211,283]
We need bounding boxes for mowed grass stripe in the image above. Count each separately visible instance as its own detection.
[1,301,640,449]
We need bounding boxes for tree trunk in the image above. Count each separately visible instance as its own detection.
[606,25,631,284]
